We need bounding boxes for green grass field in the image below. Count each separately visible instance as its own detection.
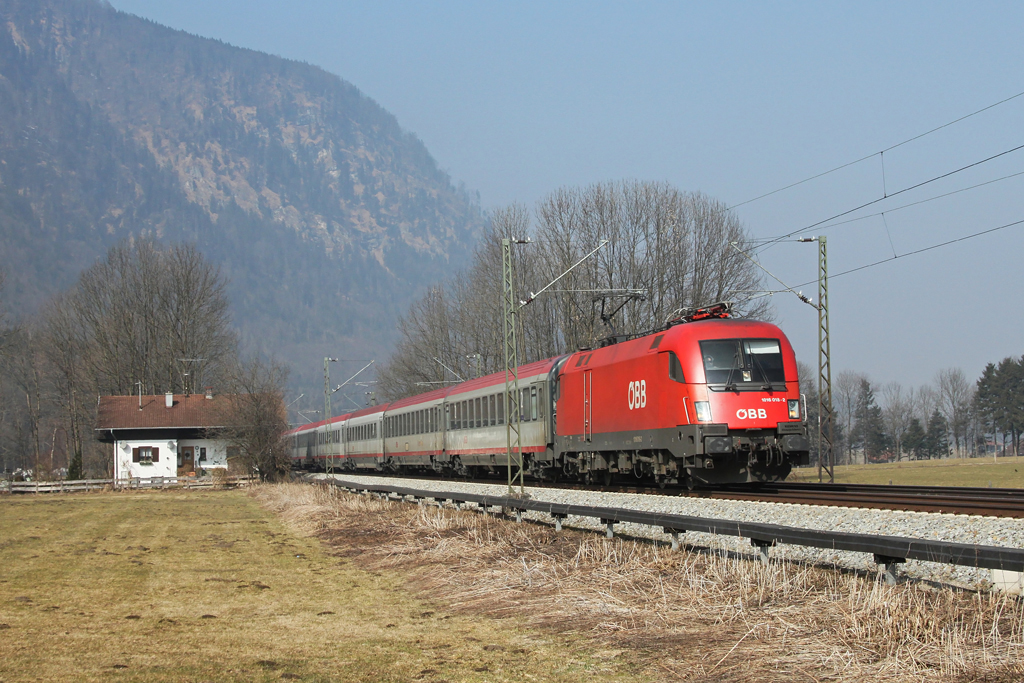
[0,489,642,683]
[789,455,1024,487]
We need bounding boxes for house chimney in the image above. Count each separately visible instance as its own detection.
[165,392,173,408]
[205,387,213,399]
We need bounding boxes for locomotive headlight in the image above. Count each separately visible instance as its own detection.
[694,401,712,422]
[788,399,800,419]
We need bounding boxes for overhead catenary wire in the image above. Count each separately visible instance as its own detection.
[728,87,1024,210]
[748,141,1024,257]
[790,217,1024,288]
[756,168,1024,239]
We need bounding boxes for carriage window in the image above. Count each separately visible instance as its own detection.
[531,387,538,421]
[497,394,504,425]
[473,398,480,428]
[482,396,490,426]
[468,400,475,429]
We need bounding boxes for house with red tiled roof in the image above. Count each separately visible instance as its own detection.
[96,391,237,483]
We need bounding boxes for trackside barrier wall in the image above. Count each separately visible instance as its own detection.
[321,478,1024,578]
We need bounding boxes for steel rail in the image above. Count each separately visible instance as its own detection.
[320,477,1024,578]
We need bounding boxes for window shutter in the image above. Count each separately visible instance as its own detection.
[152,447,160,463]
[132,447,140,463]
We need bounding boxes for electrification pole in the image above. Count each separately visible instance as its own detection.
[502,237,610,497]
[324,357,337,477]
[502,238,525,497]
[798,237,834,483]
[814,238,834,483]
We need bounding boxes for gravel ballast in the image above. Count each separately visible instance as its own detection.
[312,473,1024,589]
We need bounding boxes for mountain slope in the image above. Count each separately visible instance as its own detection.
[0,0,483,389]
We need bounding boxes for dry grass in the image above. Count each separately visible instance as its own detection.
[789,456,1024,487]
[0,489,645,682]
[254,482,1024,682]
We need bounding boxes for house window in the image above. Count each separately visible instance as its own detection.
[199,448,207,463]
[132,446,159,464]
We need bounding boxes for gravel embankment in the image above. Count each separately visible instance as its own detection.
[313,473,1024,589]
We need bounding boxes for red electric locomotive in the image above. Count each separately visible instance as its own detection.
[552,303,809,486]
[287,303,809,486]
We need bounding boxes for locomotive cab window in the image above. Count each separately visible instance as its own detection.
[700,339,786,390]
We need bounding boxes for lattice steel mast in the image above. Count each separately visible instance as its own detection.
[324,357,337,477]
[502,238,525,497]
[815,237,834,484]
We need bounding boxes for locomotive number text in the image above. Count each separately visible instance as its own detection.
[627,380,647,410]
[736,408,768,420]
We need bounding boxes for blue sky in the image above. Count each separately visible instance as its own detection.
[110,1,1024,390]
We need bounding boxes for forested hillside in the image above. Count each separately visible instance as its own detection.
[0,0,483,388]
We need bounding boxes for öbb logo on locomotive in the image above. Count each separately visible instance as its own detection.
[288,301,811,487]
[627,380,647,410]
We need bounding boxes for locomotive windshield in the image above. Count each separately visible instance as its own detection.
[700,338,786,390]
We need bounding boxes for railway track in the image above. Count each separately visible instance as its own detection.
[684,482,1024,518]
[311,470,1024,518]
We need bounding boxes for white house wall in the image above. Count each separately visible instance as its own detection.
[114,438,231,482]
[115,439,177,481]
[178,439,229,471]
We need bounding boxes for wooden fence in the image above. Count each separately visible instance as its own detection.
[0,475,255,494]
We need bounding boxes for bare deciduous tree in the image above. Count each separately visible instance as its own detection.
[378,182,771,399]
[834,370,867,465]
[880,382,915,461]
[221,355,290,481]
[936,368,974,458]
[64,239,237,396]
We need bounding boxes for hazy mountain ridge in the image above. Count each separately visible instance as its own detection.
[0,0,483,388]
